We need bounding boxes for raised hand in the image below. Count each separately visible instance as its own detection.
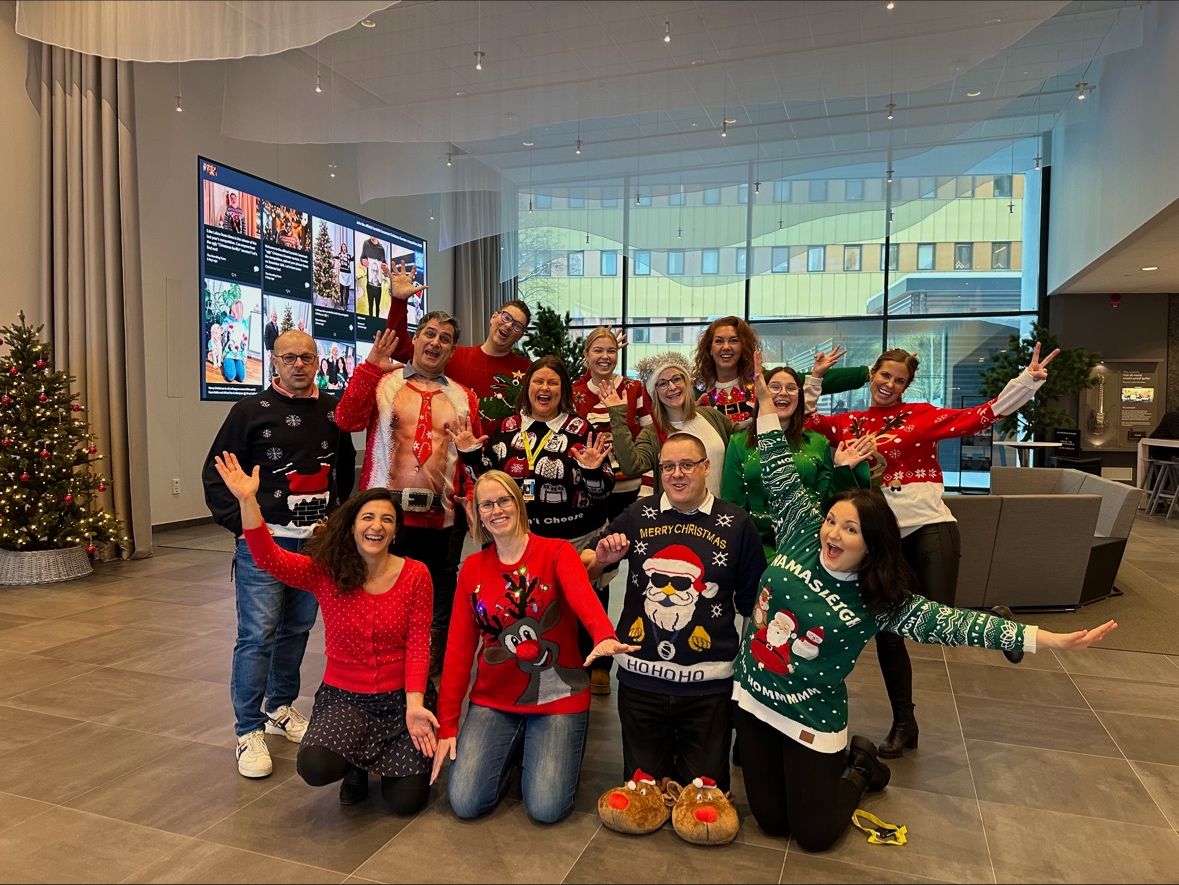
[365,329,401,369]
[1026,341,1060,382]
[751,350,775,411]
[389,259,427,301]
[406,704,439,758]
[834,435,875,469]
[596,379,626,409]
[606,325,629,350]
[811,344,847,379]
[583,637,642,667]
[447,414,489,452]
[213,451,260,501]
[430,737,456,785]
[594,532,630,567]
[1037,619,1117,651]
[571,432,612,470]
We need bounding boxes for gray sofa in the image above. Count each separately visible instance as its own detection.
[944,467,1144,610]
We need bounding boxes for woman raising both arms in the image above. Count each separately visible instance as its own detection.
[732,351,1116,851]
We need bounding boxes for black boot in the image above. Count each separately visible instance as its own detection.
[848,735,891,791]
[990,605,1024,664]
[878,706,918,759]
[339,765,369,805]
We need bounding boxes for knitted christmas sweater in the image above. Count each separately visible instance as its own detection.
[721,429,869,559]
[437,534,617,739]
[458,412,614,540]
[243,525,432,694]
[609,405,735,499]
[335,360,480,530]
[803,369,1045,534]
[572,374,653,491]
[603,494,765,696]
[732,415,1037,754]
[696,365,870,428]
[202,386,350,539]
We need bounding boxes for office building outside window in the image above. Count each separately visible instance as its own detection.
[992,241,1011,270]
[917,242,935,270]
[736,247,748,275]
[702,248,719,275]
[568,196,585,209]
[738,184,749,204]
[880,243,899,272]
[601,250,618,276]
[844,245,862,272]
[846,179,865,201]
[994,175,1013,198]
[669,191,685,206]
[808,245,826,272]
[567,251,584,277]
[954,242,974,270]
[772,246,790,273]
[667,250,685,275]
[634,249,651,275]
[774,181,792,203]
[703,187,721,205]
[535,194,552,209]
[809,180,828,202]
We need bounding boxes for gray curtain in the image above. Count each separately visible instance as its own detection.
[37,45,151,559]
[453,233,513,347]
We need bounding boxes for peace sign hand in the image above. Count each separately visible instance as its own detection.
[446,414,489,452]
[1026,341,1060,382]
[811,344,847,379]
[572,432,612,470]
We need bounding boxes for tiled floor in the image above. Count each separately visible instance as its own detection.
[2,516,1179,883]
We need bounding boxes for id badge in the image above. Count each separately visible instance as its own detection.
[521,478,536,502]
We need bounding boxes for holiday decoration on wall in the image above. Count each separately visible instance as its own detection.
[0,313,127,565]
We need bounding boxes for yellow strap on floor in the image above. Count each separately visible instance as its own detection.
[851,809,908,846]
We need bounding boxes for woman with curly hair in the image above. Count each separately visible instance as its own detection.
[694,317,869,428]
[213,453,439,815]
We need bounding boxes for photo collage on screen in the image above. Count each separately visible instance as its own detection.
[198,157,427,402]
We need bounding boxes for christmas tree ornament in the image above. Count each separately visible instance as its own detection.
[98,483,106,492]
[1,395,9,405]
[38,392,48,403]
[1,437,9,447]
[64,494,74,504]
[87,543,97,555]
[7,366,16,376]
[35,359,45,368]
[39,448,50,458]
[71,403,82,412]
[19,472,29,481]
[88,444,98,454]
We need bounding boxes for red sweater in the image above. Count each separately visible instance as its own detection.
[437,534,617,739]
[572,374,652,484]
[243,525,432,694]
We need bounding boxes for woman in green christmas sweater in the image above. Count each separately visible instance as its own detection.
[722,363,870,560]
[732,352,1117,852]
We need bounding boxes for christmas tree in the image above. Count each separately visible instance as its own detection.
[312,221,337,305]
[520,304,585,378]
[0,313,126,553]
[280,305,293,333]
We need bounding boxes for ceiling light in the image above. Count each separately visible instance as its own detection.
[522,140,534,147]
[175,94,182,112]
[360,18,376,28]
[966,89,982,97]
[446,153,453,167]
[886,101,895,120]
[985,17,1002,24]
[328,162,337,178]
[1142,266,1159,272]
[1075,81,1090,100]
[315,72,323,94]
[886,169,893,183]
[474,50,485,71]
[664,19,671,43]
[886,0,895,8]
[690,59,704,65]
[454,91,466,96]
[575,138,582,155]
[528,198,533,213]
[754,180,761,194]
[1033,154,1042,170]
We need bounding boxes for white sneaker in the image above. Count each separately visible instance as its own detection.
[265,704,308,743]
[236,730,273,778]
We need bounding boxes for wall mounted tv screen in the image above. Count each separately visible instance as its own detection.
[197,156,427,401]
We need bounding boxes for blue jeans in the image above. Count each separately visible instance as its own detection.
[231,536,319,737]
[447,704,588,824]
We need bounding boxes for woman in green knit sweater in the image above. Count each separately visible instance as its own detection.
[732,351,1118,852]
[722,364,870,559]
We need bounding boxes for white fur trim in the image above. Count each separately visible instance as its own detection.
[368,370,471,490]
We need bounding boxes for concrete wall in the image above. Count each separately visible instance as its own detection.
[133,60,450,526]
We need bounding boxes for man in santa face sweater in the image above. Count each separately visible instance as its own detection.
[585,433,766,791]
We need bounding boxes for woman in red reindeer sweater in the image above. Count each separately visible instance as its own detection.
[803,342,1057,757]
[431,470,637,824]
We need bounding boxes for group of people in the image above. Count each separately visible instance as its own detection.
[203,287,1116,849]
[262,202,311,251]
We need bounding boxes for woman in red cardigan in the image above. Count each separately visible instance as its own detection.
[213,452,438,814]
[431,470,637,823]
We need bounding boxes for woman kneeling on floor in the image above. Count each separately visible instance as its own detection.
[214,452,438,814]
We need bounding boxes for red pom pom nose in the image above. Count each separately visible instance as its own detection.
[694,806,718,823]
[608,792,630,810]
[515,639,540,661]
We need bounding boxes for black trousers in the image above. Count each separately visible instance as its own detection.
[735,707,863,852]
[393,522,465,637]
[366,284,383,318]
[577,488,642,672]
[617,682,733,791]
[296,745,430,815]
[876,521,961,717]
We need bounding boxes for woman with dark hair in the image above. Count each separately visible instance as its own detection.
[722,364,870,560]
[733,352,1116,852]
[449,355,614,550]
[213,453,438,814]
[693,317,867,428]
[316,357,331,392]
[804,342,1058,757]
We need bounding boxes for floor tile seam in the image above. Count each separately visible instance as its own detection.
[557,820,603,884]
[176,834,345,879]
[3,661,218,707]
[0,660,108,706]
[342,784,452,876]
[29,802,204,853]
[0,788,56,836]
[972,793,1179,835]
[186,771,303,843]
[943,664,999,885]
[961,734,1158,766]
[1125,760,1179,833]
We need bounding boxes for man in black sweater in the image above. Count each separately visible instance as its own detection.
[202,329,355,779]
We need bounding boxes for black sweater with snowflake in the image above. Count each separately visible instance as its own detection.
[202,387,354,539]
[601,494,765,697]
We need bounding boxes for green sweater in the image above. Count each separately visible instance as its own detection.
[732,414,1036,754]
[721,429,869,560]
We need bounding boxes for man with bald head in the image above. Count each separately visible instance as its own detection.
[203,328,356,779]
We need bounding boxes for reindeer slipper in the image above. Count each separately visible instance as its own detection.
[670,776,740,846]
[597,769,676,835]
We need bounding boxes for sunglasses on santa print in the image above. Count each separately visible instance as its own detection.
[647,573,694,592]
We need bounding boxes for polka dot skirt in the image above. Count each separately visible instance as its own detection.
[301,681,438,778]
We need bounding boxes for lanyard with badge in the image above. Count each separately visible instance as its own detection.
[519,423,556,501]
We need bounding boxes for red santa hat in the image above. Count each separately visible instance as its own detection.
[692,776,718,789]
[643,544,717,597]
[804,626,824,644]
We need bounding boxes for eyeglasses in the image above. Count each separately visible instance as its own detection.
[497,311,527,333]
[654,375,686,392]
[477,495,516,514]
[658,458,706,476]
[275,353,317,366]
[647,572,694,592]
[767,382,800,395]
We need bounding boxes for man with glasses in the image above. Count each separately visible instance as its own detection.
[582,432,765,791]
[337,312,481,677]
[202,329,356,779]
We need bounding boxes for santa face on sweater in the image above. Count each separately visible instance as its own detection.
[640,544,719,634]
